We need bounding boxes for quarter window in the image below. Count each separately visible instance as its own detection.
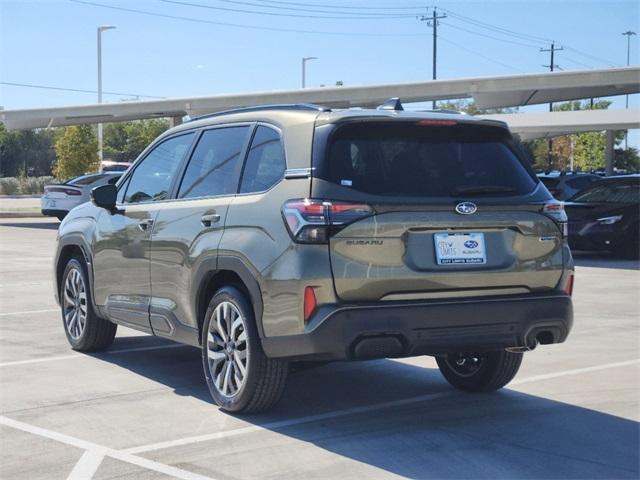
[240,126,286,193]
[178,126,250,199]
[124,133,194,204]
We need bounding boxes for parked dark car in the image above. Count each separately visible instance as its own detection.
[565,175,639,258]
[538,172,601,200]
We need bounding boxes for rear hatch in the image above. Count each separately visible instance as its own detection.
[310,118,566,302]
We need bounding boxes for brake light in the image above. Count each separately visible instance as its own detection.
[303,286,317,323]
[563,274,574,296]
[416,119,457,126]
[282,199,374,244]
[542,201,568,237]
[45,186,82,196]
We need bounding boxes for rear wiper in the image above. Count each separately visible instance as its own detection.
[451,185,516,196]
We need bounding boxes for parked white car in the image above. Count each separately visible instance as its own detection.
[41,172,121,220]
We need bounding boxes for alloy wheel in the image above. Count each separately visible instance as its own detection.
[62,267,87,339]
[206,301,249,397]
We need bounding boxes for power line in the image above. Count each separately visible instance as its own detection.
[248,0,426,10]
[438,36,522,73]
[442,6,614,67]
[0,81,165,99]
[440,8,552,44]
[69,0,428,36]
[162,0,423,16]
[157,0,416,19]
[442,21,542,49]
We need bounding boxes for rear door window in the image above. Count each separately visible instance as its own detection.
[319,122,537,198]
[178,126,250,199]
[239,126,285,194]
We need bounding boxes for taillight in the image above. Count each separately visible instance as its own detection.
[303,286,317,323]
[563,274,574,296]
[282,199,374,244]
[542,201,568,237]
[45,186,82,196]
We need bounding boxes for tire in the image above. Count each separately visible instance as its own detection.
[56,214,67,221]
[201,286,288,413]
[436,350,523,393]
[60,257,117,352]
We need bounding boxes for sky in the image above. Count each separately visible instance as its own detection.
[0,0,638,145]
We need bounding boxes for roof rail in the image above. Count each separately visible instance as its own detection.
[189,103,330,122]
[377,97,404,111]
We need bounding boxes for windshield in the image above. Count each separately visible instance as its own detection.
[570,180,640,204]
[319,122,537,198]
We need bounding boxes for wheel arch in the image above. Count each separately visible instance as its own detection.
[193,256,265,345]
[55,236,96,309]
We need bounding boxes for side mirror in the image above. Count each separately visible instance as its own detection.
[91,184,117,210]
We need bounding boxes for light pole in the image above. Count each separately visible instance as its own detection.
[97,25,116,163]
[301,57,317,88]
[622,30,636,150]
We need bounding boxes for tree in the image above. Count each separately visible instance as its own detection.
[104,119,170,162]
[53,125,99,180]
[615,147,640,172]
[523,100,627,171]
[0,123,56,177]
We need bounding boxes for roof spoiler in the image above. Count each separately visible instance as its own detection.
[377,98,404,111]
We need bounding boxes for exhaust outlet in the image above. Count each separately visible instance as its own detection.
[506,341,538,353]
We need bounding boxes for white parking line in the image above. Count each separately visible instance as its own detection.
[0,416,215,480]
[66,450,107,480]
[0,343,190,368]
[0,308,58,317]
[125,358,640,455]
[510,358,640,385]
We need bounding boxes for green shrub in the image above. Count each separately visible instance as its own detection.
[0,177,20,195]
[22,176,54,194]
[0,176,58,195]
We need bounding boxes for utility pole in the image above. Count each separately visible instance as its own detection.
[419,8,446,109]
[622,30,636,149]
[541,42,563,169]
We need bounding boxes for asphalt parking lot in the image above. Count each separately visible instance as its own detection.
[0,217,638,480]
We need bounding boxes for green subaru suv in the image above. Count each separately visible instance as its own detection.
[54,102,574,412]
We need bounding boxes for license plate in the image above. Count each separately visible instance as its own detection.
[48,200,57,208]
[434,232,486,265]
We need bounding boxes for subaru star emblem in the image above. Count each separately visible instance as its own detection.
[455,202,477,215]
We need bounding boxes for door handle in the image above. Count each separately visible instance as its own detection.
[201,213,221,227]
[138,218,154,231]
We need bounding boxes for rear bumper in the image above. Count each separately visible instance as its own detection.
[42,209,69,217]
[261,292,573,361]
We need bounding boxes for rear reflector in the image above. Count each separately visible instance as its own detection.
[303,286,317,323]
[563,274,574,296]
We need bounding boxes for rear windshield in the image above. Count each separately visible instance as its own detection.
[570,180,639,204]
[319,122,537,198]
[67,174,103,186]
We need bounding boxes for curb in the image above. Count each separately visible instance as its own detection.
[0,212,45,219]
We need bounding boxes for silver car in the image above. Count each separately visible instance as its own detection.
[41,172,121,220]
